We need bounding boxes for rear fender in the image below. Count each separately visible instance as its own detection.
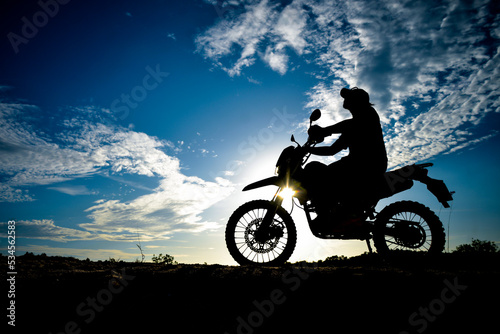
[389,164,454,208]
[420,178,453,208]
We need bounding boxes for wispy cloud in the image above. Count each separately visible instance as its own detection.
[0,219,95,243]
[0,103,103,189]
[82,175,233,241]
[247,76,262,85]
[48,185,95,196]
[196,0,278,76]
[0,100,234,241]
[197,0,500,167]
[0,184,34,202]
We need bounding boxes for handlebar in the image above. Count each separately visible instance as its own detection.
[299,136,319,165]
[304,134,323,148]
[291,114,324,164]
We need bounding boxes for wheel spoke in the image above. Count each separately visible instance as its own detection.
[236,211,289,262]
[382,209,435,252]
[226,201,297,265]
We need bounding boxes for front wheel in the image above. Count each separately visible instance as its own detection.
[226,200,297,266]
[373,201,445,255]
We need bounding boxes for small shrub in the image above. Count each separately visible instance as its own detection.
[454,239,499,254]
[152,253,177,265]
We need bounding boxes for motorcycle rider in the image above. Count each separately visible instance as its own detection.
[301,87,388,229]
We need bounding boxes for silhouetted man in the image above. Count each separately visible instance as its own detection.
[302,87,387,226]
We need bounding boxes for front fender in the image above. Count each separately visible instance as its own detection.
[242,176,281,191]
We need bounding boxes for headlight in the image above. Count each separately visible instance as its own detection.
[278,187,296,199]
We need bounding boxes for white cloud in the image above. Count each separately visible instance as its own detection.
[197,0,500,167]
[81,175,234,241]
[247,76,262,84]
[0,103,180,193]
[48,185,95,196]
[0,102,235,241]
[0,104,115,189]
[384,45,500,167]
[263,46,288,74]
[107,176,230,238]
[0,184,34,202]
[272,1,308,54]
[196,0,312,76]
[196,0,276,76]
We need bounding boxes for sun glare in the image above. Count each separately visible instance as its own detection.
[279,187,296,199]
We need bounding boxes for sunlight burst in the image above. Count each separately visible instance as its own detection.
[278,187,296,199]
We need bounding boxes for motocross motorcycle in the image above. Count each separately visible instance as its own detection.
[225,109,454,266]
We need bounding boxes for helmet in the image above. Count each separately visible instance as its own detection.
[340,87,370,105]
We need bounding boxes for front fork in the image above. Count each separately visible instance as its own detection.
[255,195,284,243]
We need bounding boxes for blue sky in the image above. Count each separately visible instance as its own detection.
[1,0,499,264]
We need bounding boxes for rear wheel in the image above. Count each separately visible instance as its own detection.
[226,200,297,266]
[373,201,445,255]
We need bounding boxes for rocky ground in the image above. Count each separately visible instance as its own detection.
[4,252,500,333]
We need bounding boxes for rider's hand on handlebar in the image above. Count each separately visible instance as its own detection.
[294,145,309,155]
[308,125,325,143]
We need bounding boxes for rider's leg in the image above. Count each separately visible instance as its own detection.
[318,159,360,224]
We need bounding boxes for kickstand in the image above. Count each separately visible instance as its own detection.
[366,239,373,254]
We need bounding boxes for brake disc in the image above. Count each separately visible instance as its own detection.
[244,219,282,253]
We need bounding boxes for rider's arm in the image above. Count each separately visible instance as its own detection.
[308,135,347,156]
[323,119,352,136]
